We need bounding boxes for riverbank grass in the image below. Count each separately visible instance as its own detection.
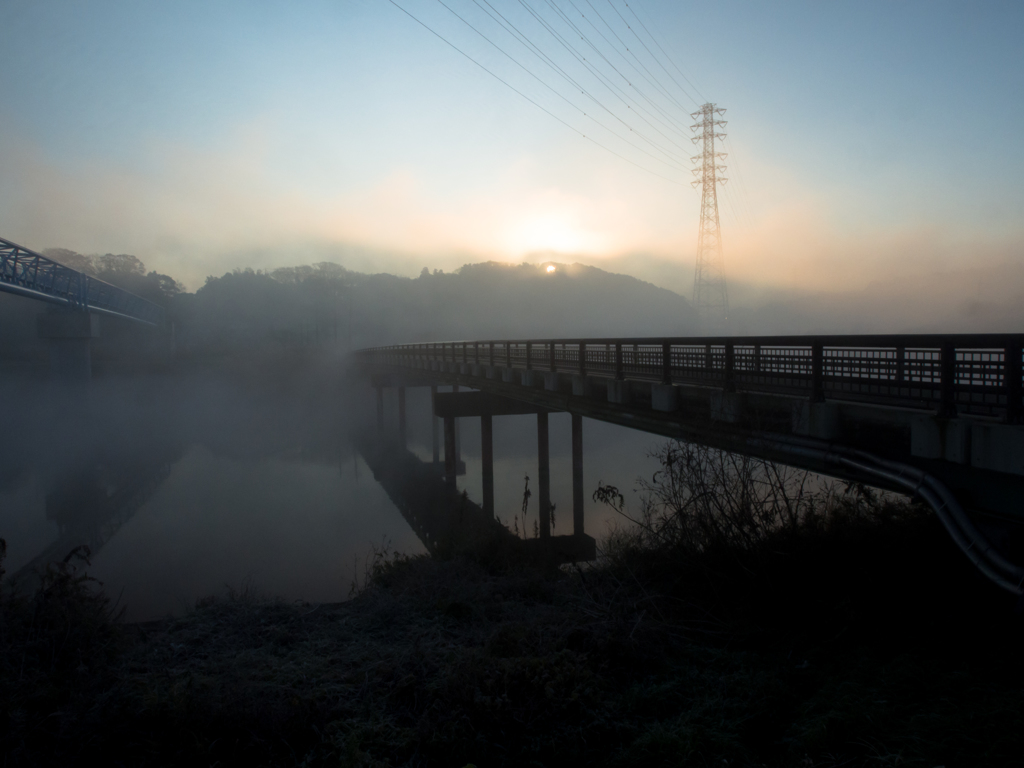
[2,447,1023,766]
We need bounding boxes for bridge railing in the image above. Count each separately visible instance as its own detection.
[359,335,1024,423]
[0,237,164,325]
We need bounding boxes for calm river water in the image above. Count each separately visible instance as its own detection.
[0,371,664,621]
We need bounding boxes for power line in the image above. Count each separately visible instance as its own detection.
[434,0,689,170]
[553,0,693,147]
[387,0,687,185]
[598,0,692,118]
[516,0,674,133]
[625,0,706,104]
[472,0,696,165]
[512,0,696,161]
[606,0,699,111]
[577,0,692,132]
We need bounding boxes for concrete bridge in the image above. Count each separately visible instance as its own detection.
[1,236,164,380]
[357,335,1024,595]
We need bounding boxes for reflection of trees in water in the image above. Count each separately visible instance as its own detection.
[0,382,186,584]
[13,449,180,587]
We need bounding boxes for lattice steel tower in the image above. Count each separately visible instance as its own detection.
[690,103,729,334]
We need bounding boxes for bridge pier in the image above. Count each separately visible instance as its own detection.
[572,414,584,537]
[431,384,439,465]
[429,390,592,546]
[398,386,407,447]
[481,414,494,518]
[412,387,597,561]
[433,390,562,527]
[452,383,462,466]
[443,415,457,489]
[375,386,384,431]
[37,310,99,383]
[538,412,551,538]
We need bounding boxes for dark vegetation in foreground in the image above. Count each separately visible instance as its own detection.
[2,444,1022,767]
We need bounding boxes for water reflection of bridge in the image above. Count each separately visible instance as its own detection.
[357,436,595,564]
[358,335,1024,595]
[12,453,177,589]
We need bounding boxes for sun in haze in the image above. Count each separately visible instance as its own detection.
[505,215,589,255]
[546,265,556,273]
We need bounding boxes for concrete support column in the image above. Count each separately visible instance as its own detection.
[452,383,462,465]
[375,387,384,431]
[537,412,551,538]
[443,415,457,489]
[481,414,494,518]
[397,386,407,447]
[37,310,99,383]
[431,384,439,465]
[572,413,584,537]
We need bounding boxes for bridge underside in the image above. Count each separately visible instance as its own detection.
[368,364,1024,527]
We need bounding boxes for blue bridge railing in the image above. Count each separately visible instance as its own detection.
[0,236,164,325]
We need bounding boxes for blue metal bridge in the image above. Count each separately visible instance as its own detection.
[359,335,1024,595]
[0,236,164,325]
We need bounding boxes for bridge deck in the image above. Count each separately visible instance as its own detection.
[358,335,1024,523]
[367,335,1024,422]
[358,335,1024,595]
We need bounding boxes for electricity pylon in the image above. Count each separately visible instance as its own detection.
[690,103,729,334]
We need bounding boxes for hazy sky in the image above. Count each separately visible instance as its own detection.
[2,0,1022,294]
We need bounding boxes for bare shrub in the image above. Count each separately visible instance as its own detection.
[595,440,901,557]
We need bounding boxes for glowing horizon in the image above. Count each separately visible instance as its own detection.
[1,1,1022,299]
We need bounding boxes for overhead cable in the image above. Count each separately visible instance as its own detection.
[388,0,687,185]
[550,0,694,146]
[515,0,688,150]
[592,0,692,118]
[623,0,705,107]
[443,0,690,169]
[483,0,692,154]
[576,0,694,133]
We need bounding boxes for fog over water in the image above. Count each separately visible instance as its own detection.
[3,227,1010,622]
[0,253,708,621]
[0,363,665,621]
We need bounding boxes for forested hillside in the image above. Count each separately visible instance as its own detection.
[1,253,696,368]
